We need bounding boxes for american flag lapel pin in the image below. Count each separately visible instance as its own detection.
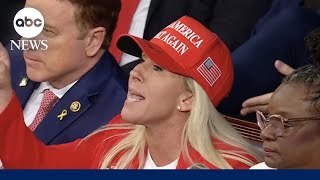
[19,77,29,87]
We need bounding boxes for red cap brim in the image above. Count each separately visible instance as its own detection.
[117,34,189,76]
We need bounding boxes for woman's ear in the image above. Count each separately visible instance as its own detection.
[85,27,106,57]
[177,92,193,112]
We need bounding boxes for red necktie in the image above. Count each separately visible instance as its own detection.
[29,89,59,131]
[109,0,140,63]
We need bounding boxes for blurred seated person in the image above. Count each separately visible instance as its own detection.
[240,60,294,115]
[241,27,320,115]
[251,64,320,169]
[114,0,272,72]
[218,0,320,120]
[0,16,261,169]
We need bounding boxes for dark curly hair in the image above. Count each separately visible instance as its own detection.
[282,65,320,114]
[305,27,320,66]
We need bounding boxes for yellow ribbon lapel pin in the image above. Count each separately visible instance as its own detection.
[57,109,68,121]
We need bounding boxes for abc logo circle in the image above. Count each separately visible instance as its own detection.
[13,8,44,38]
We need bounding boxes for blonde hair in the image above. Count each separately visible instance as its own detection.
[91,78,262,169]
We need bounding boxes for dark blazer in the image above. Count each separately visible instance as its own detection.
[143,0,271,50]
[218,5,320,120]
[9,50,128,145]
[122,0,272,72]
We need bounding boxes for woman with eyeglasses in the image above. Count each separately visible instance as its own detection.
[251,64,320,169]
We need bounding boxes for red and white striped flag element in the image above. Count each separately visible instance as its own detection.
[197,57,221,86]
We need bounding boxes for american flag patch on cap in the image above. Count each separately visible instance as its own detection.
[197,57,221,86]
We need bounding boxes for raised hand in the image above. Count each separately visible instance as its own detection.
[240,60,295,115]
[274,60,295,76]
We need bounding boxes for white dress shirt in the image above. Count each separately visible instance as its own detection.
[23,81,76,126]
[119,0,151,66]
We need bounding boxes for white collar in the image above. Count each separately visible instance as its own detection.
[37,81,77,99]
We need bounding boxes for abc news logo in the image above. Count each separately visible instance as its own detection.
[10,8,48,50]
[15,16,43,28]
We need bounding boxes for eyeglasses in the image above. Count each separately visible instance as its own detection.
[256,110,320,137]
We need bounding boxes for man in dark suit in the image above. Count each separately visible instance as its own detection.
[7,0,127,145]
[116,0,272,73]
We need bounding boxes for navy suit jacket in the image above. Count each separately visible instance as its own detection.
[9,50,128,145]
[218,4,320,119]
[143,0,271,50]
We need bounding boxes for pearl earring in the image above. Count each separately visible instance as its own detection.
[177,106,181,110]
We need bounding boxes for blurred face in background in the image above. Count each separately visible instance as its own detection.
[23,0,90,89]
[261,83,320,169]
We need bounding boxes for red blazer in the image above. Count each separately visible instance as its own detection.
[0,95,258,169]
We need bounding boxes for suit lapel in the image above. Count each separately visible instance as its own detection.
[15,77,38,108]
[34,52,118,144]
[14,76,39,108]
[9,49,39,108]
[34,89,92,144]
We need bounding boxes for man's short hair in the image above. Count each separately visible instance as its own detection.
[59,0,121,49]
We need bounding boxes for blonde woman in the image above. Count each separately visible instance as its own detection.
[0,16,261,169]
